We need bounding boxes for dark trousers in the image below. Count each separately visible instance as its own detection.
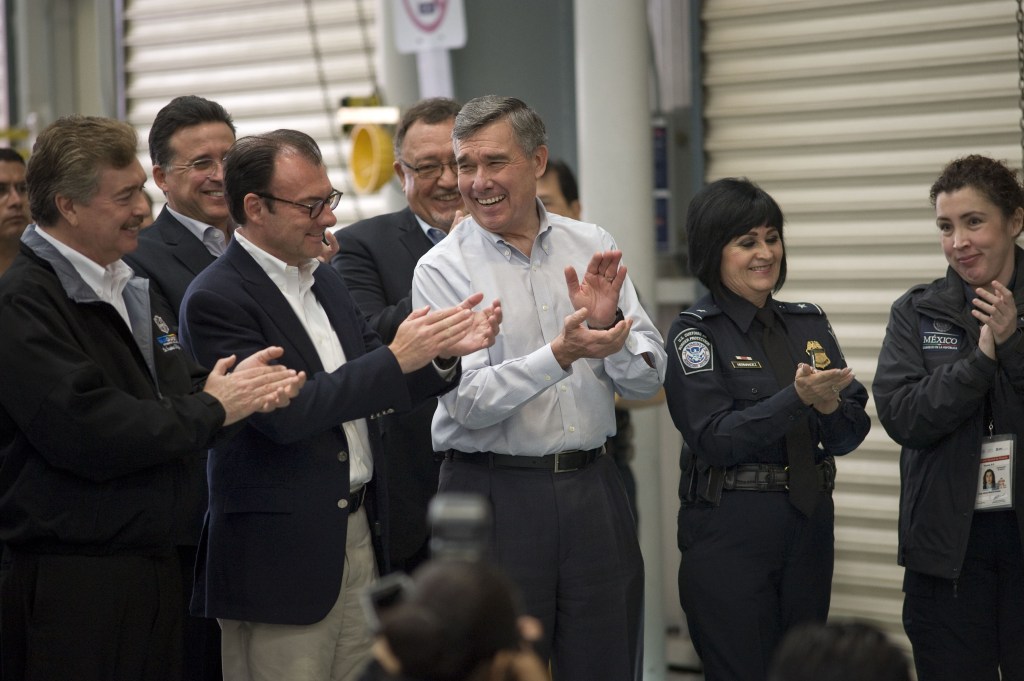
[1,550,182,681]
[678,490,834,681]
[439,454,645,681]
[903,511,1024,681]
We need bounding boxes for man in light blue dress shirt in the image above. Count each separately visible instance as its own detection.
[412,96,667,681]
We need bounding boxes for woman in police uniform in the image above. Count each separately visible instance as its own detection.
[873,155,1024,680]
[664,177,870,681]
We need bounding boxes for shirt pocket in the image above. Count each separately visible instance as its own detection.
[722,369,778,406]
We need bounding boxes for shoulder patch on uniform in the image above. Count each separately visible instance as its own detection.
[674,328,714,375]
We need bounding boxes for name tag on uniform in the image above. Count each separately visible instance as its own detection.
[731,356,762,369]
[975,435,1014,511]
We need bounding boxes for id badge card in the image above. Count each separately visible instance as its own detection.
[975,434,1014,511]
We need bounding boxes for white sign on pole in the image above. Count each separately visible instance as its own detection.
[392,0,466,54]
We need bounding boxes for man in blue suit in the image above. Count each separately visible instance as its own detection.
[179,129,500,681]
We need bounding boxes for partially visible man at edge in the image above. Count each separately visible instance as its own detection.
[0,114,305,681]
[332,97,463,573]
[0,147,31,274]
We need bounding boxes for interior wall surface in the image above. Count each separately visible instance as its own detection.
[449,0,577,170]
[12,0,119,132]
[122,0,390,225]
[699,0,1023,647]
[123,0,578,226]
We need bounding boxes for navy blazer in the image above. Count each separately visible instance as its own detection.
[180,239,456,625]
[332,208,441,565]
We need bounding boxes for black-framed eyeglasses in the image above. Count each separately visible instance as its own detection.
[399,158,458,180]
[0,181,27,199]
[257,190,343,219]
[169,157,226,176]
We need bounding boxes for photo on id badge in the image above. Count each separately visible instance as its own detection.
[975,434,1014,511]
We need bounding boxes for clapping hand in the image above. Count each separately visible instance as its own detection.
[794,363,855,415]
[204,346,307,426]
[973,280,1017,360]
[389,293,501,373]
[565,250,626,329]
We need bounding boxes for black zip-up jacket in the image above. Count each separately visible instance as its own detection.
[873,247,1024,580]
[0,227,225,555]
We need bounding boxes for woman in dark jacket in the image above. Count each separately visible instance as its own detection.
[873,155,1024,681]
[664,178,870,681]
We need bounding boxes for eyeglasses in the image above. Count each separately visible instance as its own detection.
[169,157,226,176]
[0,181,27,199]
[257,190,343,219]
[399,158,458,180]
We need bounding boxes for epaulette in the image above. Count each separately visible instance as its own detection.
[775,300,824,315]
[679,301,722,321]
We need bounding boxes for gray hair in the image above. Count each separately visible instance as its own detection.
[452,96,547,156]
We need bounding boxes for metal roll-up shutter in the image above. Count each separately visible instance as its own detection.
[701,0,1020,644]
[123,0,386,223]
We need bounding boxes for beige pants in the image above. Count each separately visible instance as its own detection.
[219,508,378,681]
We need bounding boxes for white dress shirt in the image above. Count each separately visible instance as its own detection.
[234,230,372,489]
[412,203,667,455]
[34,225,134,330]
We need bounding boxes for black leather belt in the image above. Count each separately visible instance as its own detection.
[723,459,835,492]
[348,486,366,513]
[445,447,604,473]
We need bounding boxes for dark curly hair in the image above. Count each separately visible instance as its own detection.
[929,155,1024,219]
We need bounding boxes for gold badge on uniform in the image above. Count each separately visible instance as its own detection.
[805,341,831,370]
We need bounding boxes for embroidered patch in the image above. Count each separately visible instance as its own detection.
[920,317,962,352]
[675,328,713,375]
[156,333,182,353]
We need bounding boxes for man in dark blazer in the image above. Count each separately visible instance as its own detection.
[331,97,463,572]
[122,95,237,681]
[125,95,236,315]
[180,129,500,681]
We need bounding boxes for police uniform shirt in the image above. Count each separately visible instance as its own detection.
[664,288,870,470]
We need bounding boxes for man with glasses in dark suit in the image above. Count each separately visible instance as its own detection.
[126,95,236,316]
[331,97,464,573]
[123,94,238,681]
[180,129,500,681]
